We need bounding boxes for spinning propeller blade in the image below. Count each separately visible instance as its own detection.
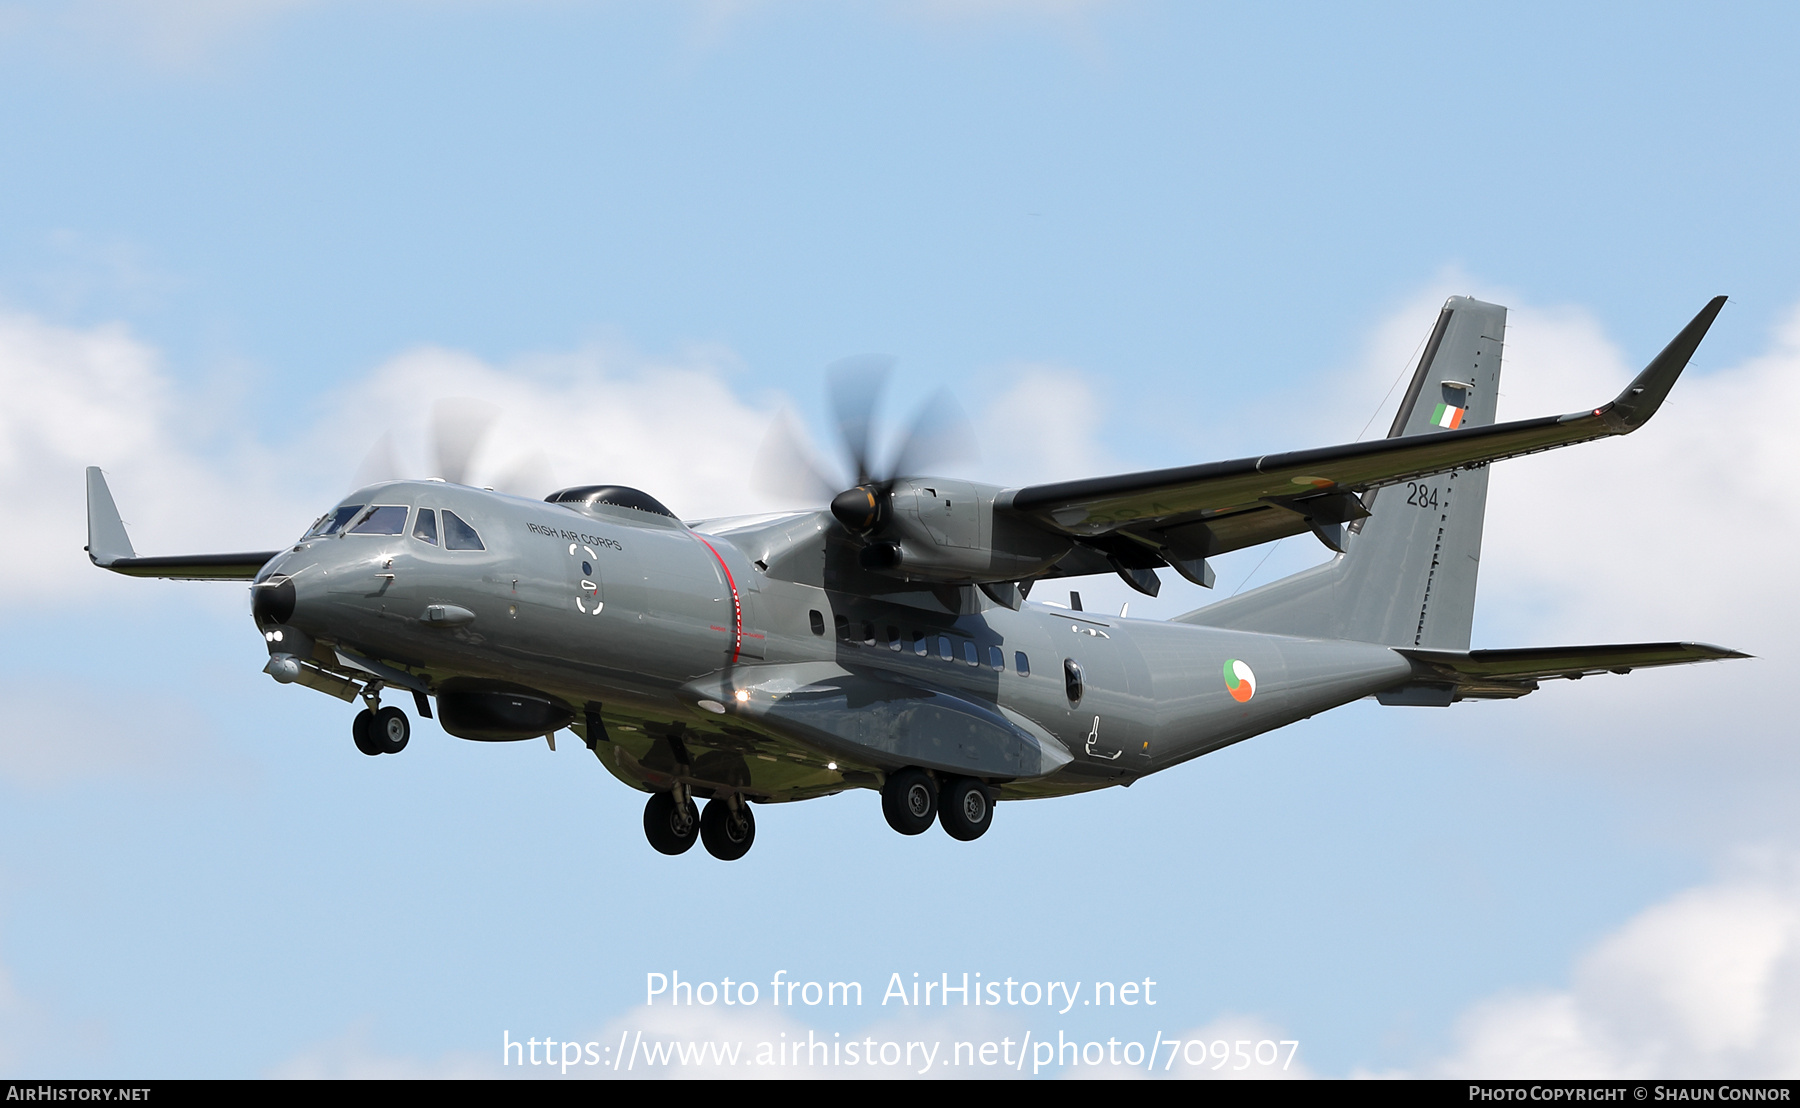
[348,397,554,494]
[431,398,499,486]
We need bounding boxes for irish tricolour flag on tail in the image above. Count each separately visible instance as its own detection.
[1431,402,1466,429]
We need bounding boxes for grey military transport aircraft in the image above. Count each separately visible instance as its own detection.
[86,296,1745,860]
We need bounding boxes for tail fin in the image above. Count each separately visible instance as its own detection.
[1182,296,1506,649]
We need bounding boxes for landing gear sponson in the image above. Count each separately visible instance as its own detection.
[880,768,994,841]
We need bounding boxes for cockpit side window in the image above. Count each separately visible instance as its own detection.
[305,505,365,538]
[348,506,409,535]
[412,508,439,546]
[442,510,486,551]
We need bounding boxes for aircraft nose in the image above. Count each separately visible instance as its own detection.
[252,576,296,624]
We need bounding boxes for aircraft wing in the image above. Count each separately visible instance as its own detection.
[85,466,280,580]
[1001,297,1726,571]
[1392,641,1749,701]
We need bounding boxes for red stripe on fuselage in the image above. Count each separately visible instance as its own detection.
[694,535,742,664]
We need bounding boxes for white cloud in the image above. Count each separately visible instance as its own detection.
[1426,854,1800,1078]
[973,362,1119,487]
[0,310,302,607]
[338,340,789,522]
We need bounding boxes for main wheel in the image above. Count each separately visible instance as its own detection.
[352,709,381,756]
[937,777,994,841]
[643,792,699,855]
[700,799,756,861]
[881,766,936,835]
[373,706,410,754]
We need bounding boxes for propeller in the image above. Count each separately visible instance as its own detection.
[431,397,499,486]
[348,398,557,497]
[755,356,976,535]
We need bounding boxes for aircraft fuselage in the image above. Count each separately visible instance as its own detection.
[257,480,1413,805]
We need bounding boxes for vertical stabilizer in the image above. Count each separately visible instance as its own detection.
[1181,297,1506,649]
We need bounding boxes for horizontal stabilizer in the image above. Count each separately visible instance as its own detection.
[85,466,279,580]
[1387,641,1749,702]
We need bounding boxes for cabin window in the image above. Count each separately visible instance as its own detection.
[835,614,851,641]
[988,645,1005,671]
[809,610,825,636]
[938,636,953,661]
[1015,651,1031,677]
[412,508,439,546]
[863,621,877,646]
[1063,659,1083,705]
[442,510,486,551]
[962,640,979,667]
[912,631,927,656]
[887,626,902,651]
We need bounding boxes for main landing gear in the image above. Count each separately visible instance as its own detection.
[880,768,994,841]
[643,788,757,861]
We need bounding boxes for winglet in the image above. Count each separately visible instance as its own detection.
[85,466,137,566]
[1604,295,1727,431]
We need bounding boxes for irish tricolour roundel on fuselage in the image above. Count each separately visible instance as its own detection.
[1223,659,1256,703]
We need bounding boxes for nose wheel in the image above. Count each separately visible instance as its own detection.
[352,706,410,755]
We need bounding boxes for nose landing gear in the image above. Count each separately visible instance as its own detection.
[351,686,411,756]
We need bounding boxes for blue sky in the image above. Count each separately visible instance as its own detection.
[2,0,1797,1078]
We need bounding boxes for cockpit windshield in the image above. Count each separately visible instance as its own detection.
[347,506,409,535]
[304,504,364,539]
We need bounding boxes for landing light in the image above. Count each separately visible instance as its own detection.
[733,689,750,703]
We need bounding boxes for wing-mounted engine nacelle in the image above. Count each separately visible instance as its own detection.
[832,477,1069,586]
[436,679,575,741]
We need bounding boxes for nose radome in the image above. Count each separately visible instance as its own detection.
[252,576,296,624]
